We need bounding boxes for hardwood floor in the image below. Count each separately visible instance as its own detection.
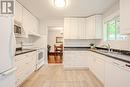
[20,65,103,87]
[48,55,62,64]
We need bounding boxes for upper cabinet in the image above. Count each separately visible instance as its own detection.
[64,15,102,39]
[29,14,39,34]
[77,18,86,39]
[64,18,78,39]
[120,0,130,34]
[14,1,40,37]
[86,15,102,39]
[14,1,23,23]
[22,7,30,37]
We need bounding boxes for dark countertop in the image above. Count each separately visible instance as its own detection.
[91,50,130,64]
[15,49,37,56]
[64,47,130,64]
[64,47,91,51]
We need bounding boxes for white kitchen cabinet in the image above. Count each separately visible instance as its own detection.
[14,1,22,23]
[78,18,86,39]
[64,18,70,39]
[63,51,88,68]
[89,51,130,86]
[22,7,30,37]
[29,14,39,34]
[64,18,78,39]
[88,52,105,84]
[64,15,102,39]
[87,52,95,73]
[86,15,102,39]
[93,55,105,83]
[120,0,130,34]
[64,18,86,39]
[16,5,40,37]
[15,51,37,86]
[69,18,78,39]
[105,60,130,87]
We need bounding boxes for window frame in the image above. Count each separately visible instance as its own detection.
[103,11,127,41]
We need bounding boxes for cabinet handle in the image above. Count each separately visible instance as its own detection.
[113,62,120,66]
[126,64,130,67]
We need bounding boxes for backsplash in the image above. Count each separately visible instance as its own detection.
[16,36,37,48]
[64,39,101,47]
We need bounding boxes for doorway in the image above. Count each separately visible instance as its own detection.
[47,26,63,64]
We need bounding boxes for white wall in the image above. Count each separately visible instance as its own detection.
[99,1,130,50]
[39,19,64,64]
[48,29,63,52]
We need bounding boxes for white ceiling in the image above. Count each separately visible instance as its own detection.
[17,0,119,20]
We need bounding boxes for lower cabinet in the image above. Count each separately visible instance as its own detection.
[88,52,105,84]
[15,51,37,86]
[64,51,88,68]
[88,51,130,87]
[105,60,130,87]
[64,50,130,87]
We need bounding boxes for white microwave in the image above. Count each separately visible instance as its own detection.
[14,25,22,37]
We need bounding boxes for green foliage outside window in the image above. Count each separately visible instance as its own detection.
[104,17,127,41]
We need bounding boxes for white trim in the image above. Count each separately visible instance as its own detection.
[64,67,89,70]
[103,10,120,41]
[103,10,120,23]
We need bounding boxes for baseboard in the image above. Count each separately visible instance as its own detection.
[64,66,89,70]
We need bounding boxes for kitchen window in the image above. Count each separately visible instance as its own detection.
[104,16,127,41]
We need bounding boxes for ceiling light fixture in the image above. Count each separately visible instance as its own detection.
[53,0,67,8]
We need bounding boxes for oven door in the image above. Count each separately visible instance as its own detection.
[36,50,45,70]
[38,52,44,62]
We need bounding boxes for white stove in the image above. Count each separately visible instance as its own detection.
[36,48,45,70]
[21,43,45,70]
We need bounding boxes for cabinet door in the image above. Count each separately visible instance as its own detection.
[14,1,22,23]
[75,51,88,67]
[69,18,78,39]
[86,16,96,39]
[120,0,130,34]
[64,51,88,68]
[34,17,39,34]
[94,57,105,83]
[95,15,102,39]
[86,15,102,39]
[78,18,86,39]
[63,51,74,67]
[22,8,30,37]
[105,62,130,87]
[29,14,38,34]
[64,18,70,39]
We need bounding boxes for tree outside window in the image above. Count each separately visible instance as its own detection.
[104,17,127,41]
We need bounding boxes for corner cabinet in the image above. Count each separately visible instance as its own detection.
[86,15,102,39]
[120,0,130,34]
[64,15,102,39]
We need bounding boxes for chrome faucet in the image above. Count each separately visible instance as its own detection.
[101,43,111,52]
